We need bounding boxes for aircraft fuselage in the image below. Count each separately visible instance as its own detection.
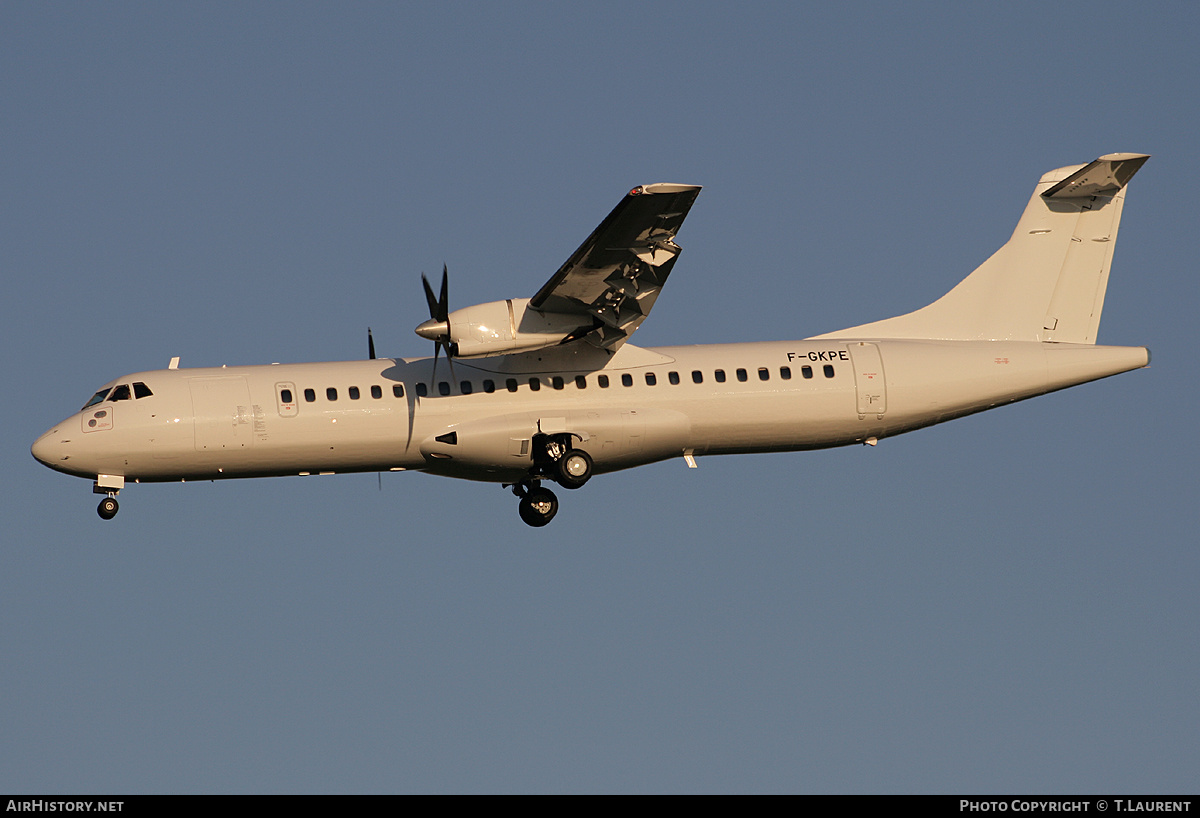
[32,338,1148,489]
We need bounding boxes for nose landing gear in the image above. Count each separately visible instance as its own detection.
[92,475,124,520]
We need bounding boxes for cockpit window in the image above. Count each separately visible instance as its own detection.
[109,384,132,401]
[133,382,153,399]
[82,389,110,410]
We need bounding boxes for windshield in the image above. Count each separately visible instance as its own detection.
[81,388,110,410]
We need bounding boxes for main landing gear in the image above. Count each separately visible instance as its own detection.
[508,434,595,527]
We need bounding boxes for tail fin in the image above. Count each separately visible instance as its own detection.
[814,153,1149,344]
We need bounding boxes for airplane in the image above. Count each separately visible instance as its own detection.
[32,153,1151,527]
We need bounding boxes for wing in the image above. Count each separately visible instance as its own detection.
[530,183,701,352]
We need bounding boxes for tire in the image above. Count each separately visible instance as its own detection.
[518,486,559,527]
[97,497,119,520]
[555,449,593,490]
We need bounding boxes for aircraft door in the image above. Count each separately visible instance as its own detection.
[847,342,887,418]
[190,376,254,451]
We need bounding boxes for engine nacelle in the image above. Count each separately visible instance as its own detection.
[416,298,584,358]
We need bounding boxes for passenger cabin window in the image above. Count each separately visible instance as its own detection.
[801,366,813,379]
[133,382,153,398]
[483,380,495,393]
[506,379,518,393]
[109,384,131,401]
[598,375,609,388]
[780,366,792,380]
[528,378,541,391]
[669,371,680,385]
[824,364,835,378]
[621,373,633,387]
[371,385,383,399]
[416,383,428,397]
[280,389,294,403]
[392,384,405,398]
[438,382,450,396]
[736,369,748,383]
[575,376,587,389]
[715,369,726,383]
[304,388,317,402]
[349,386,360,400]
[460,381,472,395]
[552,376,564,390]
[645,372,657,386]
[326,387,338,401]
[758,367,769,381]
[692,370,703,384]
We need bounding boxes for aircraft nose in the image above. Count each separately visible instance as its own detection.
[31,427,64,468]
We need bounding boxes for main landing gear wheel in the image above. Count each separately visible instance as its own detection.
[518,486,559,527]
[555,448,593,490]
[97,497,119,520]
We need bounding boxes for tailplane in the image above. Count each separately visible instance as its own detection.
[814,153,1149,344]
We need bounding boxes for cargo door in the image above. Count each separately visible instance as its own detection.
[847,342,887,418]
[190,377,254,452]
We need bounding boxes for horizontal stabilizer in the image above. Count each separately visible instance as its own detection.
[1042,153,1149,199]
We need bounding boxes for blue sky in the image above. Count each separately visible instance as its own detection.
[3,2,1198,793]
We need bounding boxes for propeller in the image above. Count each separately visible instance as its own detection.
[367,327,376,360]
[415,264,456,382]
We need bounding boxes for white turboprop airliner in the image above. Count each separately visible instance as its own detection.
[33,153,1150,526]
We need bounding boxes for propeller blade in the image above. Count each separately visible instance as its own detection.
[367,327,376,360]
[437,264,449,322]
[422,274,439,319]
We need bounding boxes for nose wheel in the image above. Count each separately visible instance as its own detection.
[97,496,119,520]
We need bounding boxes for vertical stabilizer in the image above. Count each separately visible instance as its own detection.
[813,153,1148,344]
